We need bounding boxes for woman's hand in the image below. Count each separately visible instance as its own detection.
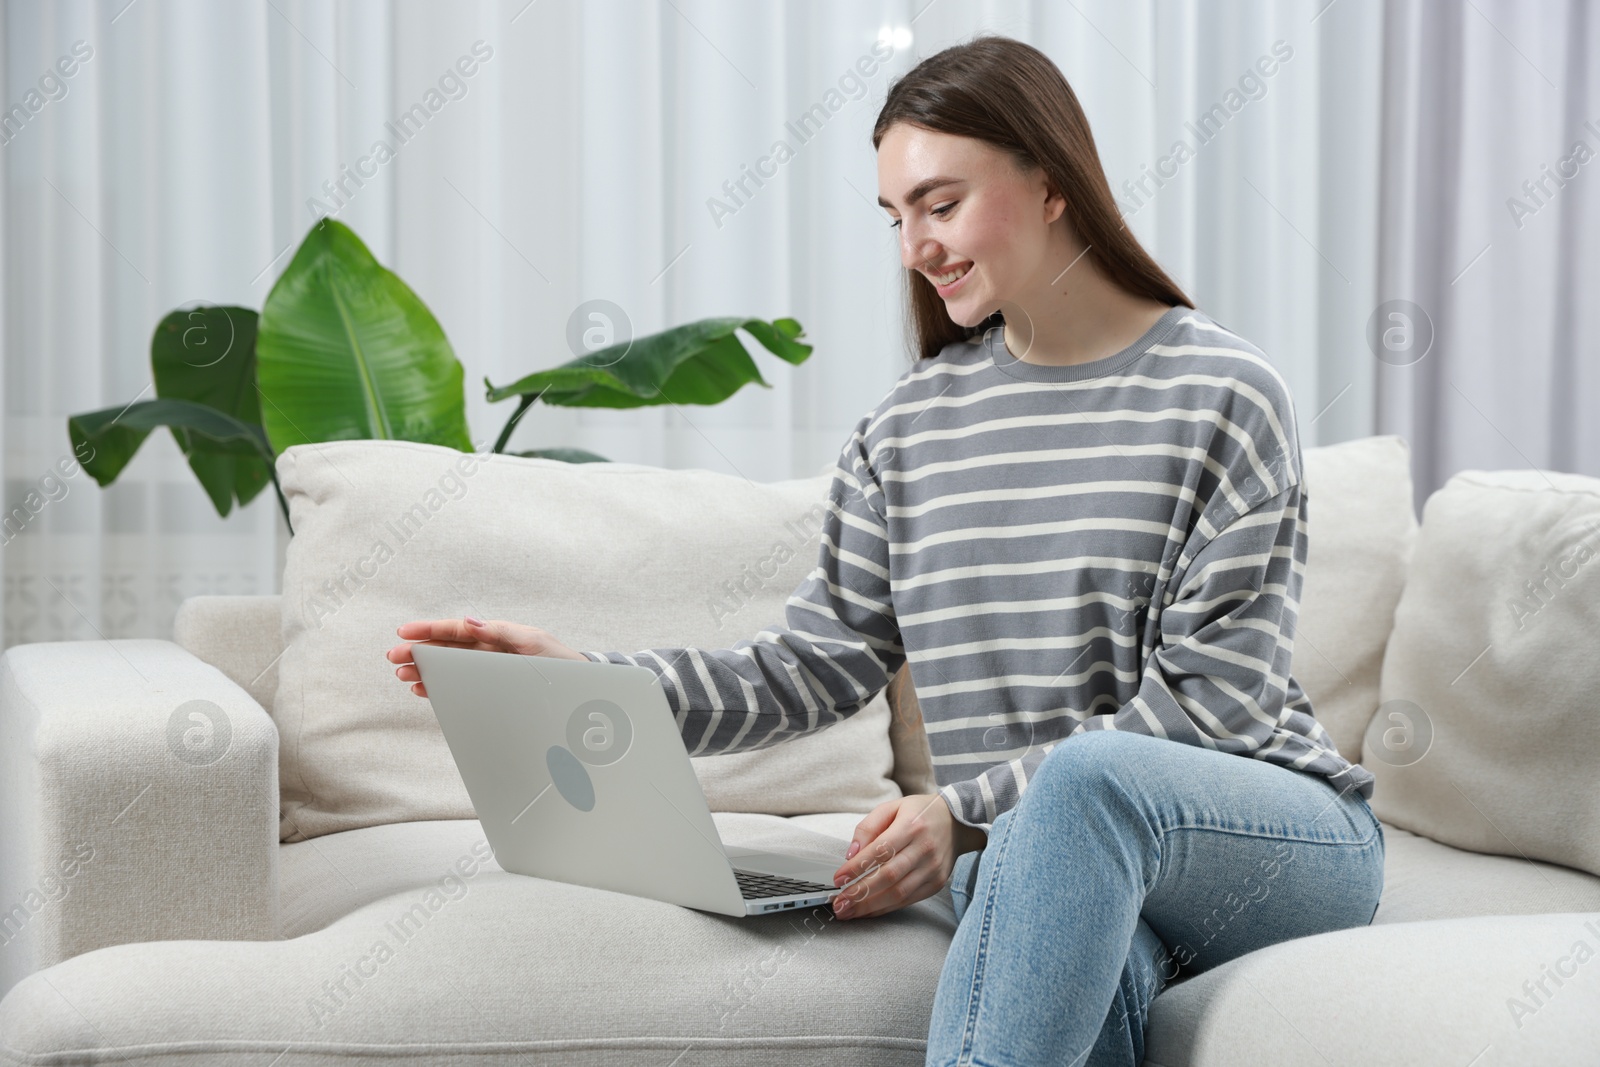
[385,616,587,698]
[829,793,987,920]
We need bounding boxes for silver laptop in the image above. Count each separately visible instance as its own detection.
[411,642,861,917]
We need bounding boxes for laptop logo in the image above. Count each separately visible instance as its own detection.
[545,700,635,812]
[546,745,596,811]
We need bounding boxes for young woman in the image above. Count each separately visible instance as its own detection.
[387,35,1384,1067]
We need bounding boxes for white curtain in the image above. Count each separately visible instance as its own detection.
[1377,0,1599,515]
[3,0,1399,644]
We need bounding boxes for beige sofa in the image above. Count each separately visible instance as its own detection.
[2,434,1597,1066]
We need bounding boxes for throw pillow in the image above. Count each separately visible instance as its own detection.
[273,441,901,842]
[1367,468,1600,877]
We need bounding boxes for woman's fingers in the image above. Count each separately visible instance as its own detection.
[398,618,494,645]
[835,852,932,919]
[829,796,963,919]
[837,872,913,918]
[389,618,506,701]
[395,617,536,656]
[840,798,901,875]
[386,638,487,664]
[837,805,918,885]
[388,617,584,697]
[844,870,939,919]
[836,834,915,910]
[389,616,526,661]
[395,617,511,646]
[395,619,462,641]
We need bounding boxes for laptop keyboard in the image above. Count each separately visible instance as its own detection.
[733,868,837,900]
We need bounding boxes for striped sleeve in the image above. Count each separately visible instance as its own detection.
[581,416,907,756]
[938,477,1316,832]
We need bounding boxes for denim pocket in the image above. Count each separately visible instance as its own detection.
[949,849,981,924]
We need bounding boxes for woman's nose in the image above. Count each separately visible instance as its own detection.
[900,225,940,273]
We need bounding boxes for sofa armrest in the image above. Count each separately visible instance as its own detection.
[0,639,279,1000]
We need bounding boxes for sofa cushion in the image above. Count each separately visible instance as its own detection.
[278,814,871,941]
[1368,469,1600,877]
[0,816,956,1067]
[1373,825,1600,924]
[273,441,902,842]
[1144,911,1600,1067]
[1293,435,1417,762]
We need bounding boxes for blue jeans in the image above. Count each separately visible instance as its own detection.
[926,731,1384,1067]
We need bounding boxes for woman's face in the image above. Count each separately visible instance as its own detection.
[877,123,1065,328]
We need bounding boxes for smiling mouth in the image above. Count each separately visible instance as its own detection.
[928,261,971,287]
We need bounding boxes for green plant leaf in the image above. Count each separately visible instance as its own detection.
[151,305,273,515]
[68,399,278,519]
[510,447,610,463]
[256,219,473,452]
[484,316,813,409]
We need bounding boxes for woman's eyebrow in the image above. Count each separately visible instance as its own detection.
[878,176,964,209]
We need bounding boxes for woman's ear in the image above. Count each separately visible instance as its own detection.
[1041,178,1067,226]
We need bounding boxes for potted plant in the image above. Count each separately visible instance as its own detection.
[67,219,814,532]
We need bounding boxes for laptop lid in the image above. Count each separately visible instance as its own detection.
[411,643,749,917]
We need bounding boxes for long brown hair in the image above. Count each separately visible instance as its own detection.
[873,35,1194,362]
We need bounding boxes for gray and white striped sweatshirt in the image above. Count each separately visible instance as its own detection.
[582,305,1374,831]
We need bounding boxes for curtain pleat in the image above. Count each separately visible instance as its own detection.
[1376,0,1600,513]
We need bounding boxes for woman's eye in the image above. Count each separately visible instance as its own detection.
[888,202,957,230]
